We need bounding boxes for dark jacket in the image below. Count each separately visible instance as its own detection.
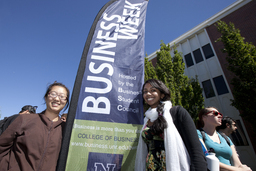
[0,113,63,171]
[171,106,208,171]
[0,114,19,135]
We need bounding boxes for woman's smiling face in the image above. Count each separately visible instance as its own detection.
[143,83,164,108]
[45,85,67,114]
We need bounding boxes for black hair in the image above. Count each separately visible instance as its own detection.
[143,79,170,102]
[216,116,235,131]
[44,81,70,111]
[143,79,170,134]
[19,105,38,114]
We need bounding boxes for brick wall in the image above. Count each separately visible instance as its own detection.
[206,0,256,152]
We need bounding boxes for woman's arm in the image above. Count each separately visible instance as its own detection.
[231,145,243,167]
[198,133,251,171]
[219,162,251,171]
[228,145,251,171]
[204,144,252,171]
[0,115,23,161]
[199,137,239,171]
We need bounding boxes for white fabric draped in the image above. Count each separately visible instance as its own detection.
[135,101,190,171]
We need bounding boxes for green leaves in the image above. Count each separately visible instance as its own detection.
[144,56,157,81]
[144,41,204,121]
[216,21,256,128]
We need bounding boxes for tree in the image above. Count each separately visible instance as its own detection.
[155,42,175,104]
[144,54,157,81]
[181,76,204,120]
[144,41,204,120]
[216,21,256,127]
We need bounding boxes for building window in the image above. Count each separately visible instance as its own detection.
[184,53,194,67]
[202,43,214,59]
[213,75,229,95]
[193,48,204,63]
[202,80,215,98]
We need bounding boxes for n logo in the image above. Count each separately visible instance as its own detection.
[94,163,116,171]
[87,152,123,171]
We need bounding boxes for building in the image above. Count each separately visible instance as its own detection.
[147,0,256,169]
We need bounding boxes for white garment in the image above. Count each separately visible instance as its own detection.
[135,101,190,171]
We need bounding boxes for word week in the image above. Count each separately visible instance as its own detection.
[82,0,143,114]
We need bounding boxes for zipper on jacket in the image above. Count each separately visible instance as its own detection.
[37,121,53,171]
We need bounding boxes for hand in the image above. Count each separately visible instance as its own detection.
[238,164,252,171]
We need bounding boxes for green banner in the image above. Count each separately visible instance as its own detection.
[66,119,142,170]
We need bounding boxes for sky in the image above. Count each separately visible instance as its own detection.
[0,0,236,119]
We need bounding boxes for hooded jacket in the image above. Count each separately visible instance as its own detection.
[0,113,63,171]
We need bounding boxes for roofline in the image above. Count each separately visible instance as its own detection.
[147,0,251,60]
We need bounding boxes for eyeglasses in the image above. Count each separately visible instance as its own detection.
[48,91,67,101]
[231,123,237,127]
[205,111,223,117]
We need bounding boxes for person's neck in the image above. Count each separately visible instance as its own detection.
[202,125,217,136]
[44,110,59,122]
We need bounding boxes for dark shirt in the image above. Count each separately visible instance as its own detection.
[171,106,208,171]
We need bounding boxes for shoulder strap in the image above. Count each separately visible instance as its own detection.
[218,132,231,146]
[199,128,206,142]
[200,129,230,146]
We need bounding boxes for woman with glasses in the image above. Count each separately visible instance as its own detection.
[0,81,70,171]
[197,107,251,171]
